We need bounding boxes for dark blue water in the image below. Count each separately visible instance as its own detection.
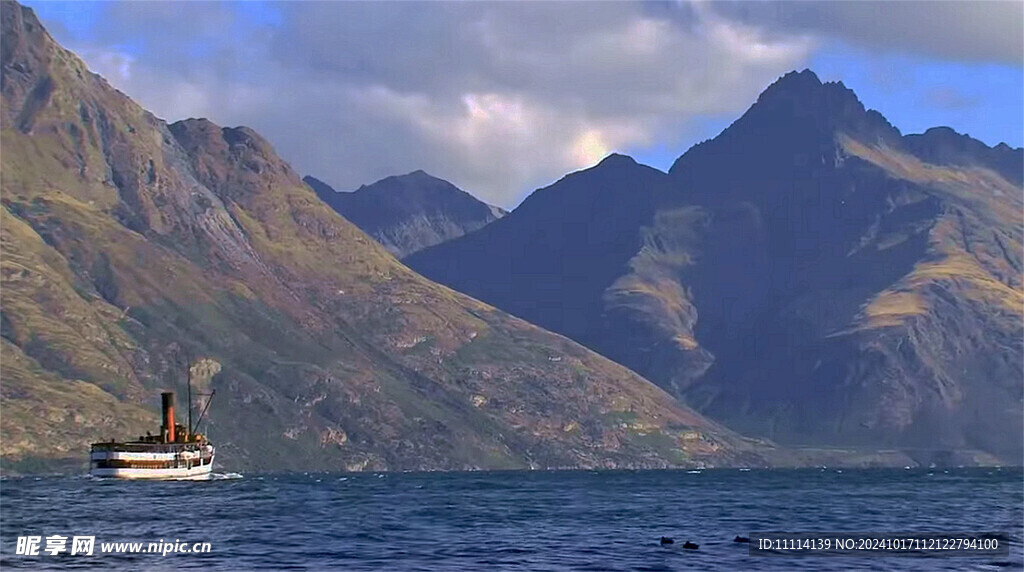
[1,468,1021,570]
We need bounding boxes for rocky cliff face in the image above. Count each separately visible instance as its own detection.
[408,70,1023,464]
[0,0,772,473]
[305,172,505,258]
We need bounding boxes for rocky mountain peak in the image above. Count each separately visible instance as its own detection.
[904,126,1023,184]
[754,69,860,116]
[669,68,901,181]
[166,118,298,207]
[167,118,225,152]
[1,0,46,76]
[169,120,278,160]
[744,68,899,143]
[755,68,824,99]
[2,1,95,132]
[306,170,505,257]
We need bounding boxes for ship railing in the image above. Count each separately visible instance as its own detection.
[89,442,204,453]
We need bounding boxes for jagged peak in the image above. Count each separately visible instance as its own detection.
[167,118,228,154]
[670,69,903,176]
[223,124,272,149]
[168,118,277,158]
[907,126,1022,152]
[903,125,1023,183]
[754,69,866,108]
[752,69,864,117]
[1,0,46,53]
[906,125,1016,153]
[2,1,93,127]
[170,117,218,131]
[757,69,823,98]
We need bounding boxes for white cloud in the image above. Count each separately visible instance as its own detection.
[707,0,1023,65]
[75,47,134,82]
[35,1,819,208]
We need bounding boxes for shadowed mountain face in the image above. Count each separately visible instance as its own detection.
[406,153,669,354]
[304,172,505,258]
[0,1,777,473]
[408,70,1024,464]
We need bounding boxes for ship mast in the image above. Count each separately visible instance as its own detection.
[194,389,215,433]
[187,357,221,438]
[187,360,193,438]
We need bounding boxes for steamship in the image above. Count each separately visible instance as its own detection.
[90,388,216,480]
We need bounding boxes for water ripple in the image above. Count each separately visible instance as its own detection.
[0,468,1020,570]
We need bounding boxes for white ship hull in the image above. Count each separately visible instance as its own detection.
[90,444,215,480]
[90,463,214,480]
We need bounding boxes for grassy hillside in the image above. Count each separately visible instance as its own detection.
[0,0,773,473]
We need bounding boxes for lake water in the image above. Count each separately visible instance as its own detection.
[1,468,1020,570]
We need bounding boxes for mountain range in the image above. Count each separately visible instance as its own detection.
[2,0,1019,474]
[304,172,505,258]
[407,70,1024,465]
[0,0,781,473]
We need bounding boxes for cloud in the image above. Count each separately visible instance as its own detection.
[27,1,1024,207]
[32,1,816,208]
[707,0,1023,65]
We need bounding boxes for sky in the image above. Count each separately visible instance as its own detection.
[29,0,1024,210]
